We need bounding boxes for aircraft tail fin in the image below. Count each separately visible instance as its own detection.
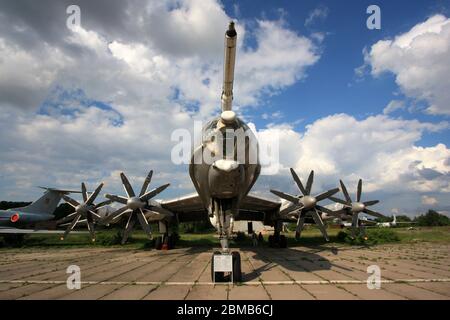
[393,214,396,224]
[15,187,80,215]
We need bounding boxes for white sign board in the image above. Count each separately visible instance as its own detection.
[214,254,233,272]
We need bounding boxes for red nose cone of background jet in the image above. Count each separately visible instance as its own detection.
[10,213,20,223]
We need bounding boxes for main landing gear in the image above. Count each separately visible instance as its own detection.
[268,234,287,248]
[154,233,177,250]
[153,222,178,250]
[268,221,288,248]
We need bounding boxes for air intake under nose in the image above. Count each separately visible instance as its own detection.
[208,160,244,199]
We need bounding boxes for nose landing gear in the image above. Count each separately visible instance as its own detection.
[211,250,242,283]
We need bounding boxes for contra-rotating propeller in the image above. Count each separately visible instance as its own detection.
[270,168,339,241]
[58,182,110,242]
[102,170,170,244]
[330,179,386,238]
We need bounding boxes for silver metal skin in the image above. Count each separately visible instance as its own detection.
[351,202,365,213]
[329,179,385,239]
[189,22,260,252]
[221,21,237,112]
[301,196,317,209]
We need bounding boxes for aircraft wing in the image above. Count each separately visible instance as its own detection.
[160,193,207,222]
[160,192,281,223]
[58,219,88,227]
[240,193,281,212]
[237,193,281,222]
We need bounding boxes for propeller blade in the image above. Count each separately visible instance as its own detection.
[295,213,305,240]
[149,205,174,217]
[137,208,152,238]
[105,194,128,205]
[57,211,78,224]
[311,209,329,241]
[315,188,340,201]
[94,199,113,209]
[270,189,299,203]
[89,210,101,220]
[62,195,80,208]
[357,179,362,202]
[61,213,81,240]
[363,208,386,219]
[279,203,302,216]
[120,172,135,197]
[316,205,334,215]
[305,170,314,195]
[290,168,307,195]
[121,212,136,244]
[139,170,153,197]
[359,224,367,239]
[364,200,379,207]
[86,213,96,242]
[144,210,162,221]
[102,206,130,225]
[329,196,351,206]
[140,183,170,202]
[351,213,359,239]
[81,182,88,202]
[340,180,352,203]
[86,182,104,205]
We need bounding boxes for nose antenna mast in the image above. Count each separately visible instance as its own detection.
[221,21,237,112]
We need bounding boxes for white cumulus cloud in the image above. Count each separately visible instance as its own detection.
[365,14,450,115]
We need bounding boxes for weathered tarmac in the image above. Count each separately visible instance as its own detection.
[0,243,449,300]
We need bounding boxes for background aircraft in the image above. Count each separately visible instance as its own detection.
[0,187,84,243]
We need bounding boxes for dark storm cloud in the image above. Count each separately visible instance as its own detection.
[418,168,444,180]
[0,0,141,48]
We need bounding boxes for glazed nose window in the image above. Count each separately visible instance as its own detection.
[220,129,236,159]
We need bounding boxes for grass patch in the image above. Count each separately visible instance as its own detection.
[395,226,450,243]
[336,229,400,245]
[1,226,449,250]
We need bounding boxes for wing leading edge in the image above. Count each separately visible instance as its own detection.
[160,193,281,223]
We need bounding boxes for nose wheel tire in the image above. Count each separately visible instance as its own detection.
[231,251,242,282]
[154,236,162,250]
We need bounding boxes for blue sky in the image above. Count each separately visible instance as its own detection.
[224,0,450,147]
[0,0,449,217]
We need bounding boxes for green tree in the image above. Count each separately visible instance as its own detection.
[415,210,450,226]
[396,215,411,222]
[0,201,31,210]
[52,203,74,220]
